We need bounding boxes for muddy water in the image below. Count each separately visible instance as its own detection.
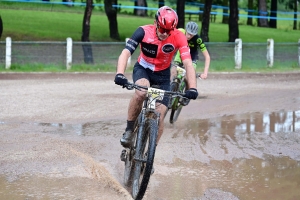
[147,110,300,199]
[0,110,300,200]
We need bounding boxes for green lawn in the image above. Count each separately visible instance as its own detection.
[1,2,299,42]
[0,2,300,73]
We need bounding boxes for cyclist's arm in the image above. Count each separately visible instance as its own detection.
[116,49,131,74]
[177,31,196,89]
[197,38,210,79]
[173,50,182,65]
[182,58,196,89]
[200,50,210,79]
[173,28,186,65]
[116,27,144,74]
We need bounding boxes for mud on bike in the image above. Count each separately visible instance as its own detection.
[119,82,188,200]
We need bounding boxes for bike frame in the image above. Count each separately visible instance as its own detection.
[121,83,187,200]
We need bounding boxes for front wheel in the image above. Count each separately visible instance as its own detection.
[124,120,139,187]
[132,118,158,200]
[169,80,186,124]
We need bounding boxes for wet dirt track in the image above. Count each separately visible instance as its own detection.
[0,72,300,200]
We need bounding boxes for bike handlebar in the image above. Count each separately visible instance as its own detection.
[123,82,188,100]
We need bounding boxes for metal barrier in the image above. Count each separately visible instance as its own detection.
[1,37,300,70]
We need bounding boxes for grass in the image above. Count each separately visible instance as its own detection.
[0,2,300,73]
[1,2,300,42]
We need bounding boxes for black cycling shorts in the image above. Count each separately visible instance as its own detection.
[133,62,171,107]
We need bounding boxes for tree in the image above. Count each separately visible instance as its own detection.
[0,15,2,39]
[222,0,229,24]
[158,0,164,8]
[269,0,277,28]
[293,0,298,30]
[177,0,185,28]
[200,0,213,42]
[258,0,269,27]
[81,0,94,64]
[134,0,147,16]
[247,0,254,25]
[104,0,120,40]
[228,0,239,42]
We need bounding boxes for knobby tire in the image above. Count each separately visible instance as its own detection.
[132,118,158,200]
[169,81,179,124]
[170,80,186,124]
[123,120,139,187]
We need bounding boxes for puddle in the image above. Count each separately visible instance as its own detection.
[2,110,299,137]
[0,110,300,199]
[0,120,123,136]
[181,110,300,138]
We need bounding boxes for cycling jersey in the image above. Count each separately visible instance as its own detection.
[174,28,207,64]
[125,25,191,72]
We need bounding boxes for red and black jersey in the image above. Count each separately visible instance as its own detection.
[125,25,191,72]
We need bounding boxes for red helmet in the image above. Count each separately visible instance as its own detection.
[155,6,178,30]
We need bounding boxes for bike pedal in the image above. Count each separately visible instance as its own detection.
[120,149,127,162]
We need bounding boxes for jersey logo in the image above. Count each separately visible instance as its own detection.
[162,44,175,53]
[141,42,158,58]
[197,38,202,44]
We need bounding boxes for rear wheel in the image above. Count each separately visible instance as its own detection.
[132,118,158,200]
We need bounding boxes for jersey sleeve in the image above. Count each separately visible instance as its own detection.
[176,32,191,61]
[196,37,207,52]
[125,27,145,55]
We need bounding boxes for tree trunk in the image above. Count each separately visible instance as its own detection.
[177,0,185,28]
[228,0,239,42]
[222,0,229,24]
[158,0,164,8]
[198,0,205,22]
[104,0,120,40]
[134,0,147,16]
[200,0,212,42]
[247,0,253,25]
[258,0,268,27]
[269,0,277,28]
[81,0,94,64]
[293,0,297,30]
[0,15,3,39]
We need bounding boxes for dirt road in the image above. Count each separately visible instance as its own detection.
[0,72,300,200]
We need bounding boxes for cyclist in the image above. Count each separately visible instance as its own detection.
[171,21,210,82]
[114,6,198,148]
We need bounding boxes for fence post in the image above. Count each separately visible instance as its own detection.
[235,38,242,69]
[66,37,72,70]
[298,39,300,67]
[126,38,131,67]
[267,38,274,67]
[5,37,11,69]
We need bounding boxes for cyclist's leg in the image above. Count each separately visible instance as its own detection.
[121,63,150,147]
[148,67,170,144]
[129,63,151,121]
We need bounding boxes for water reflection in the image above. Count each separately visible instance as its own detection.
[185,110,300,138]
[32,120,122,136]
[1,110,299,137]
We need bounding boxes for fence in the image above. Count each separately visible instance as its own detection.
[1,37,300,70]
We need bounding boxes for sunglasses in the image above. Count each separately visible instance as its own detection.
[157,25,173,35]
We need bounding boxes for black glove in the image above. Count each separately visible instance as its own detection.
[114,73,128,86]
[184,88,198,100]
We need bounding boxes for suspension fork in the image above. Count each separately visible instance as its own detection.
[134,100,147,161]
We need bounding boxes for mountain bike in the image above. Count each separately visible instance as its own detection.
[119,82,188,200]
[168,64,200,124]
